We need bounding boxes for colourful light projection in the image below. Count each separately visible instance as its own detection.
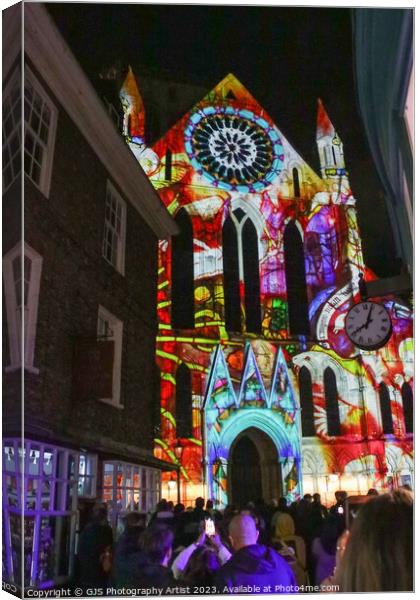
[185,106,285,192]
[121,72,413,506]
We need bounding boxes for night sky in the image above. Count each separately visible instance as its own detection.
[47,3,399,277]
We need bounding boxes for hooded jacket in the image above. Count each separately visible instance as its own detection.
[215,544,296,593]
[272,513,307,586]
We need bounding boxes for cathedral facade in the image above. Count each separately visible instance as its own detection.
[121,70,413,507]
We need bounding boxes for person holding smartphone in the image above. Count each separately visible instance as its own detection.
[171,519,231,580]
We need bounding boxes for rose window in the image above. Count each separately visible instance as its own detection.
[185,106,284,192]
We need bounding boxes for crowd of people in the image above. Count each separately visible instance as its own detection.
[75,487,413,594]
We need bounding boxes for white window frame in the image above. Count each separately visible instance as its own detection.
[97,305,123,408]
[2,438,80,587]
[102,180,126,275]
[77,453,98,498]
[24,68,57,198]
[2,68,22,193]
[228,205,263,283]
[3,242,43,372]
[101,460,161,529]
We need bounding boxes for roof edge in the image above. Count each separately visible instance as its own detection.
[23,3,178,238]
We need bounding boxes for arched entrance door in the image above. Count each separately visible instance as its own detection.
[229,427,281,506]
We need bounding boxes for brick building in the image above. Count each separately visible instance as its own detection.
[2,3,176,590]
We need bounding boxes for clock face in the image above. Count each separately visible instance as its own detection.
[345,301,392,351]
[185,106,284,192]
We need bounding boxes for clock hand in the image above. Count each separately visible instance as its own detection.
[364,304,374,328]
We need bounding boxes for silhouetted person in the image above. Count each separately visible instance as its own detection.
[132,524,176,590]
[337,490,413,591]
[329,491,347,517]
[294,494,313,540]
[181,545,222,587]
[311,515,345,586]
[192,497,210,522]
[215,514,296,592]
[271,497,290,534]
[77,503,113,590]
[150,499,175,528]
[173,503,187,549]
[172,525,230,580]
[310,493,328,539]
[272,513,307,586]
[206,499,215,516]
[113,512,146,588]
[329,491,347,533]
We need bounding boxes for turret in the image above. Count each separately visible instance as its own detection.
[316,99,349,194]
[119,66,161,176]
[119,65,146,145]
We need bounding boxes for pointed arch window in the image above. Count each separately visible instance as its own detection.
[171,208,194,329]
[242,219,261,333]
[292,168,300,198]
[379,383,394,435]
[3,242,43,370]
[305,207,338,288]
[299,367,315,436]
[284,222,309,335]
[401,383,413,434]
[223,215,241,332]
[223,209,261,333]
[324,367,341,436]
[176,363,192,438]
[165,149,172,181]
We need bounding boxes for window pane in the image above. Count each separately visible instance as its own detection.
[33,93,43,118]
[22,76,54,191]
[26,478,38,510]
[34,142,43,165]
[28,446,41,476]
[2,72,22,192]
[24,151,31,176]
[10,130,20,156]
[30,111,40,135]
[41,479,52,511]
[42,104,51,125]
[42,450,54,477]
[12,255,21,284]
[4,114,13,137]
[3,445,15,472]
[6,475,19,508]
[24,99,30,122]
[103,462,114,488]
[12,153,21,178]
[102,185,125,271]
[39,124,48,144]
[31,161,41,185]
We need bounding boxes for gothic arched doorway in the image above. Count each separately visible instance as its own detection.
[228,427,281,506]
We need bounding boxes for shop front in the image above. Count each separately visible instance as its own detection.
[2,438,163,590]
[2,439,80,589]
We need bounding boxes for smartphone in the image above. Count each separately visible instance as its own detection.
[205,518,215,536]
